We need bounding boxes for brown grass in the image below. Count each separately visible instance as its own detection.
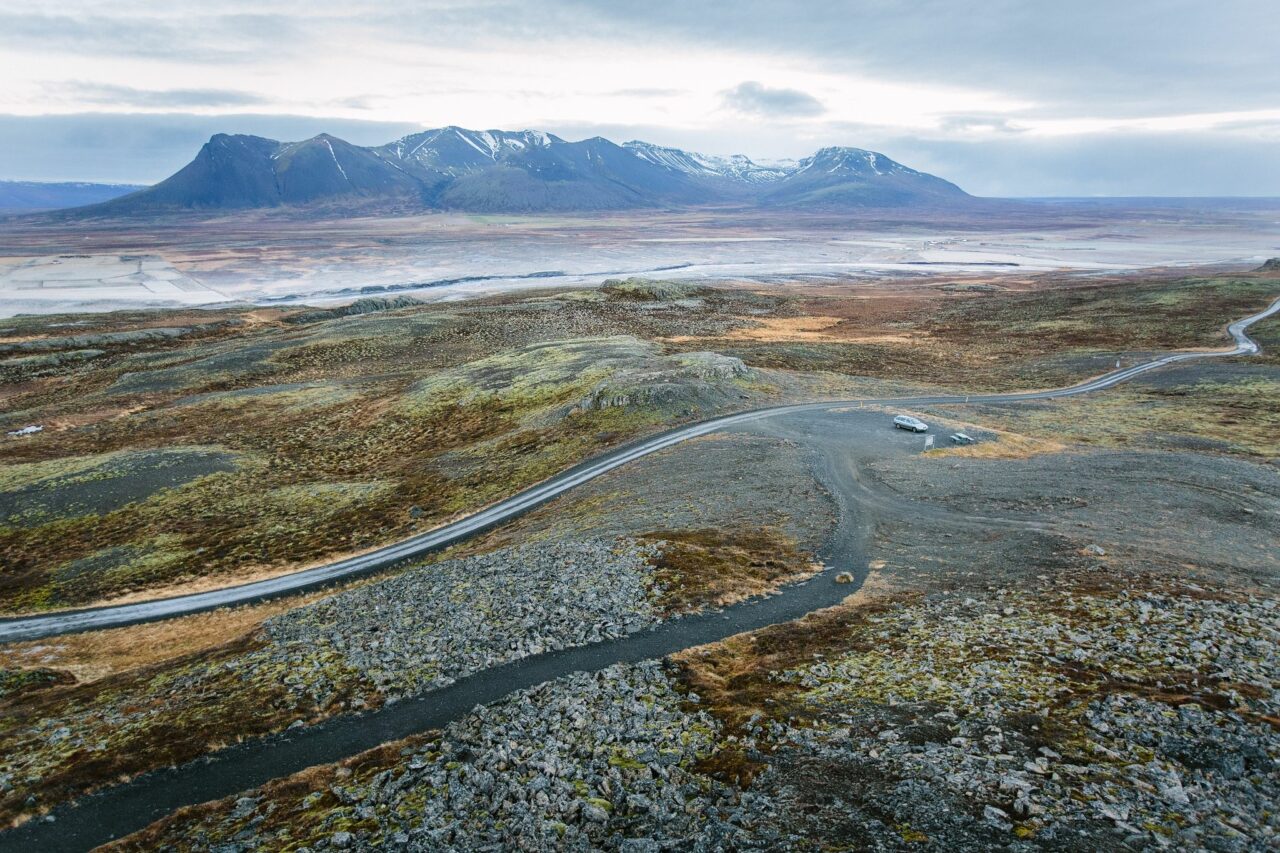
[0,592,327,683]
[931,427,1068,460]
[666,315,922,346]
[102,730,438,852]
[640,527,820,614]
[673,598,903,732]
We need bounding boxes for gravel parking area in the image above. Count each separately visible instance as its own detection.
[866,448,1280,588]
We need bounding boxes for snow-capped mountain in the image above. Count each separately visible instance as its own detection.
[622,141,794,185]
[72,128,972,215]
[376,127,561,177]
[762,146,966,207]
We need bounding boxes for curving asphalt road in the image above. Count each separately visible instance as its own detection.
[1,294,1276,644]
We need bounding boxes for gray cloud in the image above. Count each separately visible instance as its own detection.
[0,11,306,63]
[558,0,1280,118]
[7,2,1276,116]
[721,81,825,118]
[3,1,1278,194]
[828,131,1280,198]
[53,82,268,110]
[936,114,1027,135]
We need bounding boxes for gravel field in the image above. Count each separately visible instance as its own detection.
[757,584,1280,851]
[112,661,773,852]
[491,432,836,552]
[111,572,1280,852]
[0,539,666,825]
[866,449,1280,588]
[266,539,663,698]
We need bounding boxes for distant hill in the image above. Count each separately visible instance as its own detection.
[0,181,145,213]
[65,126,975,216]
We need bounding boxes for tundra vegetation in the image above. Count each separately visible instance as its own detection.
[0,265,1277,843]
[2,269,1275,613]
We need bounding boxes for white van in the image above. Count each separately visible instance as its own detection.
[893,415,929,433]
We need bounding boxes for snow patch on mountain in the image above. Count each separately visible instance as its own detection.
[622,141,794,184]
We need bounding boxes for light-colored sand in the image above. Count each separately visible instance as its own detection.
[0,254,228,317]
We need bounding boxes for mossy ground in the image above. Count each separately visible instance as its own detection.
[1,268,1276,837]
[641,527,818,614]
[0,630,371,827]
[3,270,1273,611]
[927,367,1280,458]
[670,272,1280,392]
[0,292,775,612]
[673,567,1278,845]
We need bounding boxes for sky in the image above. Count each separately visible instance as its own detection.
[0,0,1277,196]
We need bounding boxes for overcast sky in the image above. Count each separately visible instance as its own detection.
[1,0,1277,195]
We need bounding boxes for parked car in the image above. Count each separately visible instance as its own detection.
[893,415,929,433]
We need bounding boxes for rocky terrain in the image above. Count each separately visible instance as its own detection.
[112,571,1279,851]
[1,267,1277,851]
[265,539,662,698]
[0,540,669,825]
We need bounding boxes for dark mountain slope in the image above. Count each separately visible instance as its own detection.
[762,147,968,208]
[62,128,976,215]
[113,134,282,210]
[0,181,145,213]
[269,134,425,204]
[438,136,708,211]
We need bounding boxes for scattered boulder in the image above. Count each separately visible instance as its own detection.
[285,296,421,325]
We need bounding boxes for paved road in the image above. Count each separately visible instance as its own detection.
[2,295,1276,643]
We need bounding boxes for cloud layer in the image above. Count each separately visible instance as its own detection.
[0,0,1276,194]
[721,82,825,118]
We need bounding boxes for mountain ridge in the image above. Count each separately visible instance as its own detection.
[0,180,146,213]
[69,127,974,216]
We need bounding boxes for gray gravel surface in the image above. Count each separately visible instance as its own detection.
[116,579,1280,851]
[866,449,1280,587]
[266,539,663,699]
[139,661,780,851]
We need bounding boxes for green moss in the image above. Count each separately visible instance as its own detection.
[607,749,648,770]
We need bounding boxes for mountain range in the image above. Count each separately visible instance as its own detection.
[70,126,973,215]
[0,181,145,213]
